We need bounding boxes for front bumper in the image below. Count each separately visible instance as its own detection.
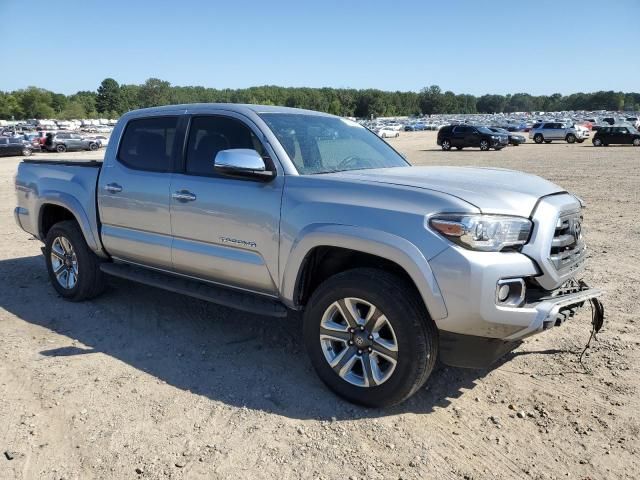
[429,246,602,341]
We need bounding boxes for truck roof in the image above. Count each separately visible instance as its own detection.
[122,103,333,118]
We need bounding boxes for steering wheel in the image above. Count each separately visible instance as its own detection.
[336,155,371,171]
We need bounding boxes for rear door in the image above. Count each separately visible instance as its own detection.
[618,127,633,144]
[450,126,467,147]
[98,115,181,269]
[169,113,283,295]
[0,138,8,156]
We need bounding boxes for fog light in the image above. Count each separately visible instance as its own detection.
[496,278,526,307]
[498,284,510,302]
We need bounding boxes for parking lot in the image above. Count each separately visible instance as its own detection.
[1,131,638,479]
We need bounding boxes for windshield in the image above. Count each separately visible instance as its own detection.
[477,127,495,134]
[260,113,408,174]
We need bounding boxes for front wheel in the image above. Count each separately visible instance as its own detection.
[479,140,490,151]
[534,134,543,144]
[544,140,552,144]
[566,134,576,143]
[44,221,105,301]
[633,138,640,146]
[303,268,438,407]
[456,147,463,150]
[56,144,66,153]
[22,147,33,156]
[88,142,99,151]
[593,138,603,146]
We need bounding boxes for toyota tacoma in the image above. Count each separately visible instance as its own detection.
[14,104,603,407]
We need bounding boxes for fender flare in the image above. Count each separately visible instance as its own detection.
[281,224,447,320]
[37,191,102,253]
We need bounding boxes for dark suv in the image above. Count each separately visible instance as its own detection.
[44,132,99,153]
[592,126,640,146]
[437,125,508,151]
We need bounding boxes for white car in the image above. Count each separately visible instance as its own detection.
[376,127,399,138]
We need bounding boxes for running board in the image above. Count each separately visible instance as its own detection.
[99,263,288,318]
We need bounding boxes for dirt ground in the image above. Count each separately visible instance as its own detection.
[1,131,638,480]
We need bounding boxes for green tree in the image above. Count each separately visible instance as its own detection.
[96,78,124,114]
[138,78,171,108]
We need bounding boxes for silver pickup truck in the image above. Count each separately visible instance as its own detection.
[14,104,603,407]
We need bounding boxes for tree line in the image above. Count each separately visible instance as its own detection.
[1,78,638,120]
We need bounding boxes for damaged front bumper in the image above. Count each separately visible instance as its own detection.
[438,280,604,369]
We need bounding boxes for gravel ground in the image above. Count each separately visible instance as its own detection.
[1,132,638,479]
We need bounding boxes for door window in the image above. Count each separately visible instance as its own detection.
[118,116,178,172]
[185,116,266,176]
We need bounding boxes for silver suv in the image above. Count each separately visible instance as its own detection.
[529,122,588,144]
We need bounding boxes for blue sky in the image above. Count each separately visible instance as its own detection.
[1,0,638,95]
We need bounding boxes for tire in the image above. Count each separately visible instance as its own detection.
[544,140,552,144]
[494,146,504,151]
[534,134,543,144]
[576,139,585,143]
[479,140,490,151]
[89,142,98,151]
[633,138,640,147]
[566,134,576,144]
[395,133,399,138]
[455,147,463,150]
[44,220,106,301]
[22,147,33,157]
[441,139,451,151]
[303,268,438,407]
[56,144,66,153]
[593,138,602,146]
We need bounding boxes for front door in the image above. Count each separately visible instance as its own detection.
[98,115,180,270]
[170,114,283,295]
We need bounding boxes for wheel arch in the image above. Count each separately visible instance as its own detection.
[38,196,101,254]
[281,225,448,321]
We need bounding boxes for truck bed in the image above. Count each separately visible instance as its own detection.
[15,159,103,254]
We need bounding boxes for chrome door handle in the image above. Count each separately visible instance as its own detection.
[172,190,197,202]
[104,183,122,193]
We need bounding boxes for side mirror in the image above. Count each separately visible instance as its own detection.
[214,149,275,181]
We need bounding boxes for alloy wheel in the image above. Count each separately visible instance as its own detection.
[50,236,79,289]
[319,297,398,387]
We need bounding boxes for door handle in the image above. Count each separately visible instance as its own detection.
[104,183,122,193]
[172,190,197,202]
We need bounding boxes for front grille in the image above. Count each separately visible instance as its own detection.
[549,212,586,273]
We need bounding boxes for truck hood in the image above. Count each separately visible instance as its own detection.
[324,166,566,216]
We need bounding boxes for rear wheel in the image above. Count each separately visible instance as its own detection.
[56,144,66,153]
[534,134,543,144]
[441,139,451,151]
[566,133,576,143]
[303,268,438,407]
[593,138,603,147]
[479,140,490,151]
[44,221,105,301]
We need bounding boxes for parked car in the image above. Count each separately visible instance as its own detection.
[14,104,603,407]
[44,132,100,152]
[376,127,399,138]
[592,126,640,146]
[437,125,508,151]
[488,127,526,146]
[0,137,33,156]
[22,133,43,151]
[528,122,588,144]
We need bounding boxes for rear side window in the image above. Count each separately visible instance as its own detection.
[118,116,178,172]
[185,116,265,176]
[532,123,542,129]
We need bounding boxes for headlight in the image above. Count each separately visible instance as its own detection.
[491,135,498,139]
[429,214,532,251]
